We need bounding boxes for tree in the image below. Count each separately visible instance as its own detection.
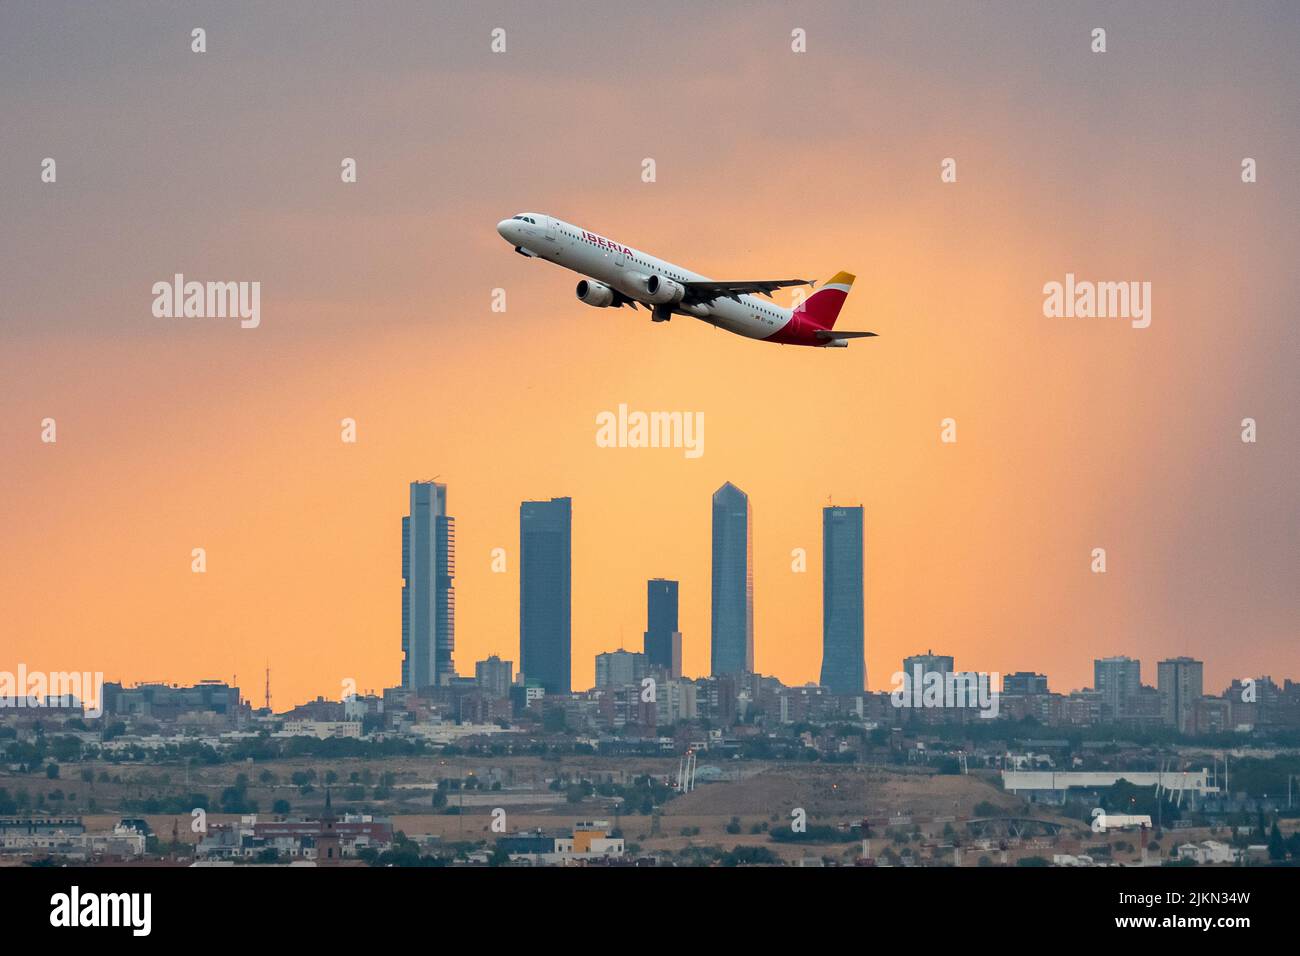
[722,846,779,866]
[219,784,256,814]
[1268,822,1286,861]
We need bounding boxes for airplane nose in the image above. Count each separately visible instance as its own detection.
[496,219,514,240]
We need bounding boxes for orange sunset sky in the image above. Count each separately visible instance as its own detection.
[1,2,1296,708]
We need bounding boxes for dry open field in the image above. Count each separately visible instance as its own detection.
[21,755,1054,863]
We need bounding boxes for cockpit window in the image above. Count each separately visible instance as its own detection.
[512,215,537,224]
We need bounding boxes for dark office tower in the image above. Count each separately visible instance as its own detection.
[520,497,572,695]
[711,482,753,676]
[644,578,683,678]
[819,506,865,695]
[402,481,455,690]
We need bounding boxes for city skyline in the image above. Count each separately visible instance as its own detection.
[48,647,1300,727]
[23,471,1295,703]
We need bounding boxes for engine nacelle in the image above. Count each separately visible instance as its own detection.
[644,274,686,305]
[576,279,614,307]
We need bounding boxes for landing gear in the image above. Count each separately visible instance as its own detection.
[652,305,673,323]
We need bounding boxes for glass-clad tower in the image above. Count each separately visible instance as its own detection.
[711,482,753,675]
[819,505,864,695]
[520,497,572,695]
[644,578,683,678]
[402,481,455,689]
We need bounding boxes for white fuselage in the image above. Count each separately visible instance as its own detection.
[497,213,794,340]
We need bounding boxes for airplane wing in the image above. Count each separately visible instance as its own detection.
[681,279,815,303]
[814,329,878,340]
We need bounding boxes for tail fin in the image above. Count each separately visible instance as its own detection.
[795,272,854,330]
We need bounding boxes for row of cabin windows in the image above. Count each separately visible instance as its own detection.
[568,231,687,283]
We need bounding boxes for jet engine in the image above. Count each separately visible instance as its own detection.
[576,279,615,307]
[644,274,686,305]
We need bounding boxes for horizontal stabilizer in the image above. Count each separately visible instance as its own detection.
[814,329,877,340]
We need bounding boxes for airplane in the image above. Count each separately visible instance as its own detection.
[496,213,877,347]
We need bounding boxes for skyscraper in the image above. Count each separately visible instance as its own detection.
[820,505,864,695]
[1094,656,1142,720]
[644,578,683,678]
[711,482,753,676]
[401,481,455,690]
[520,496,572,695]
[1157,656,1204,734]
